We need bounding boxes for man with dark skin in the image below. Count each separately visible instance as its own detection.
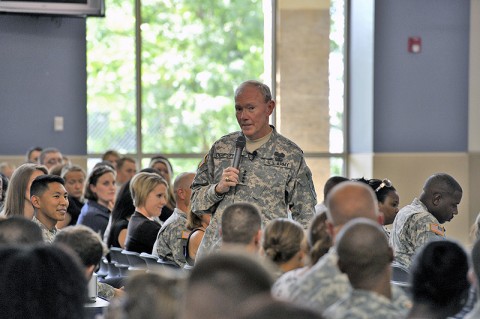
[390,173,462,268]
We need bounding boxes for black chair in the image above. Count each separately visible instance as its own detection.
[95,257,109,279]
[109,247,130,276]
[122,250,147,271]
[157,257,180,270]
[391,262,410,294]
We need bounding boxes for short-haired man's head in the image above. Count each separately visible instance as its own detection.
[101,149,120,162]
[188,250,273,303]
[84,165,116,201]
[39,147,63,165]
[263,218,304,265]
[54,225,106,268]
[130,172,167,208]
[173,172,195,202]
[0,216,43,244]
[410,240,469,314]
[326,181,379,227]
[336,218,392,288]
[30,175,65,199]
[221,202,262,244]
[235,80,272,103]
[323,176,349,201]
[422,173,463,223]
[116,156,136,170]
[26,146,43,163]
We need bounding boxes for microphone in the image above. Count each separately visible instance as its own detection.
[232,135,246,169]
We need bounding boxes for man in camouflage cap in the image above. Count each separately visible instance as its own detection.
[153,172,195,267]
[191,80,316,259]
[324,218,407,319]
[390,173,462,269]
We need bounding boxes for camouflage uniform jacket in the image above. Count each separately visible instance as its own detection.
[97,282,115,301]
[288,249,412,314]
[32,216,57,243]
[191,127,316,257]
[389,198,445,269]
[152,208,189,267]
[323,289,405,319]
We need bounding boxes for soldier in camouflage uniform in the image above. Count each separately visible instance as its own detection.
[30,175,68,244]
[390,173,462,269]
[288,182,411,314]
[191,80,316,259]
[153,172,195,267]
[323,219,408,319]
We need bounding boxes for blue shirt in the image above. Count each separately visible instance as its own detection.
[77,200,110,237]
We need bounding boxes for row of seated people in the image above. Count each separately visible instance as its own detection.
[0,182,478,319]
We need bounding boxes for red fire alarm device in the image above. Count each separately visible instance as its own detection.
[408,37,422,53]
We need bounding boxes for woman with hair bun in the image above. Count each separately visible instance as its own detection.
[262,218,306,279]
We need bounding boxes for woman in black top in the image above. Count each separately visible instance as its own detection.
[125,172,168,254]
[107,180,135,248]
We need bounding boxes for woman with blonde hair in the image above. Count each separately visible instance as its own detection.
[1,163,47,219]
[262,218,307,278]
[149,155,175,221]
[125,172,168,254]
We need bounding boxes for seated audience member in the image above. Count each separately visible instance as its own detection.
[25,146,43,163]
[355,177,400,236]
[106,180,135,249]
[115,156,137,193]
[77,165,116,238]
[272,211,333,299]
[149,155,176,221]
[0,245,87,319]
[407,240,469,319]
[180,250,274,319]
[0,172,6,211]
[220,202,262,254]
[30,175,68,243]
[0,216,43,244]
[466,238,480,319]
[125,172,167,254]
[288,182,410,314]
[153,172,195,267]
[324,218,407,319]
[106,270,185,319]
[39,147,64,171]
[315,176,349,215]
[53,225,122,301]
[237,295,324,319]
[184,203,211,267]
[390,173,462,269]
[262,218,307,279]
[56,165,86,228]
[1,163,47,219]
[102,150,121,170]
[0,162,16,179]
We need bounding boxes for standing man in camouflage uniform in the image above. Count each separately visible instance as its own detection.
[324,218,407,319]
[390,173,462,269]
[191,80,317,259]
[153,172,195,267]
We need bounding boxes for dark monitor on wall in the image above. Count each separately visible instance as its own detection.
[0,0,105,17]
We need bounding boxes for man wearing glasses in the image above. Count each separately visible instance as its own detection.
[39,147,64,171]
[389,173,462,269]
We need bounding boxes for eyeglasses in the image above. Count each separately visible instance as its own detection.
[375,179,392,192]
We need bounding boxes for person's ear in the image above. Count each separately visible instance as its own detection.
[85,265,95,280]
[266,100,275,116]
[326,220,335,238]
[31,195,41,209]
[432,192,442,206]
[89,184,96,195]
[377,211,385,226]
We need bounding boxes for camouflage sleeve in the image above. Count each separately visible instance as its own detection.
[154,227,170,259]
[190,145,225,216]
[414,214,444,248]
[97,282,115,301]
[288,156,317,228]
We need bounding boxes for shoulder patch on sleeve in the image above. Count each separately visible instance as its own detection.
[429,223,445,236]
[181,230,191,239]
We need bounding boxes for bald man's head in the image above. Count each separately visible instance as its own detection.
[326,181,380,227]
[336,218,393,288]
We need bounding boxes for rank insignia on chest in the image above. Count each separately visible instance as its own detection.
[429,223,445,237]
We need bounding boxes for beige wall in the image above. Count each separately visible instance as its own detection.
[349,152,474,246]
[0,155,88,174]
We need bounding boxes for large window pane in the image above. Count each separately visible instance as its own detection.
[87,0,136,154]
[141,0,264,155]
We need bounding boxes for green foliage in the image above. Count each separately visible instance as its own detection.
[87,0,264,154]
